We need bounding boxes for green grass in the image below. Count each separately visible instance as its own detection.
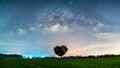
[1,57,120,68]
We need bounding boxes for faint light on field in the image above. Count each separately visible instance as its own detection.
[41,56,46,58]
[24,55,33,59]
[29,56,32,59]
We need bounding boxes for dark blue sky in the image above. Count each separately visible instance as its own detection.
[0,0,120,57]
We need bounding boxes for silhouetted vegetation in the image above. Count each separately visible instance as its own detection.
[1,53,120,59]
[54,45,68,57]
[0,53,22,58]
[40,54,120,59]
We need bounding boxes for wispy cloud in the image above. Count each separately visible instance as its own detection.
[43,23,68,32]
[94,32,120,40]
[85,39,120,55]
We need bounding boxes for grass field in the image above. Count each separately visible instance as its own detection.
[0,57,120,68]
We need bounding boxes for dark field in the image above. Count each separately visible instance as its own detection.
[0,57,120,68]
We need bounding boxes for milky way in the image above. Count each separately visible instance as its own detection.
[0,0,120,57]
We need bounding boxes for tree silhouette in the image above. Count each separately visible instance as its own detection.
[54,45,68,57]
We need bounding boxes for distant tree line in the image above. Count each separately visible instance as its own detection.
[41,54,120,59]
[62,54,120,59]
[1,53,119,59]
[0,53,22,58]
[1,53,120,59]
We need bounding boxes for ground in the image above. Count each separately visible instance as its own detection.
[0,57,120,68]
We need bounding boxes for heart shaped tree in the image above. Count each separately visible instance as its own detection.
[54,45,68,58]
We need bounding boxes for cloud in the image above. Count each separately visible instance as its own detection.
[0,39,32,54]
[33,7,106,34]
[17,28,27,35]
[3,6,118,56]
[9,28,28,36]
[43,23,68,32]
[94,32,120,40]
[85,39,120,55]
[92,22,104,33]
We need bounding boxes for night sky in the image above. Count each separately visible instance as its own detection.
[0,0,120,57]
